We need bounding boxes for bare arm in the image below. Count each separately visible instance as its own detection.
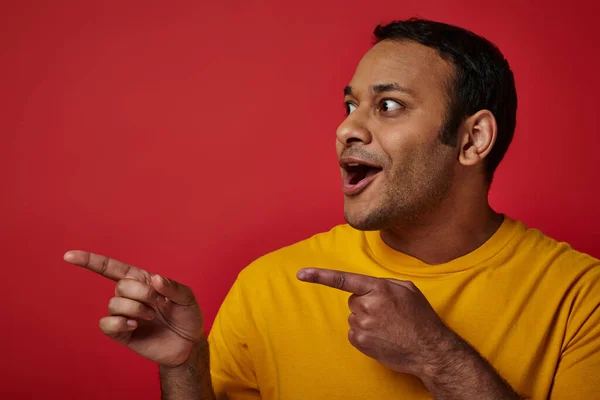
[63,250,215,399]
[420,331,523,400]
[160,337,216,400]
[298,268,524,400]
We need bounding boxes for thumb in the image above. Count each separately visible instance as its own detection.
[151,275,197,306]
[385,278,417,292]
[386,278,406,284]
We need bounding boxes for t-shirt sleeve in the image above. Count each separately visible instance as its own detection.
[208,278,261,400]
[549,265,600,399]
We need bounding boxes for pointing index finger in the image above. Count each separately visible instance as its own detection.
[297,268,376,295]
[64,250,144,282]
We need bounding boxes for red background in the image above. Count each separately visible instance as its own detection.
[2,1,599,398]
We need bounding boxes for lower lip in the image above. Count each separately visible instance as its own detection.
[342,172,381,196]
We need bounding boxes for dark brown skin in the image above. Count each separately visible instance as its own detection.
[296,268,523,399]
[338,40,503,264]
[63,250,215,400]
[309,39,522,398]
[160,339,215,400]
[65,39,522,399]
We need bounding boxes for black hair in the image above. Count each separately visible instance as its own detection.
[374,18,517,183]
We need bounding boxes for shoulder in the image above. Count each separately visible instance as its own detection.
[236,223,362,286]
[516,221,600,275]
[514,221,600,313]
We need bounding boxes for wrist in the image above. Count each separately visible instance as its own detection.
[417,330,521,400]
[159,336,209,374]
[418,328,468,385]
[158,334,216,400]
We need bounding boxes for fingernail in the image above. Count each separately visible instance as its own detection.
[126,319,137,328]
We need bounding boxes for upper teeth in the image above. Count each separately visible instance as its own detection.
[348,163,360,167]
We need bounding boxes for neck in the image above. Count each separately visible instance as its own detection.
[380,184,503,265]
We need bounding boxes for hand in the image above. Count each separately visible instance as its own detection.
[297,267,453,377]
[64,250,204,368]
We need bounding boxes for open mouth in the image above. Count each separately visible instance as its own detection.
[342,162,383,195]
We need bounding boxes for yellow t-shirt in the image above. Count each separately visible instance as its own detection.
[208,217,600,399]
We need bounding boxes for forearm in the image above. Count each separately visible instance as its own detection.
[160,337,216,400]
[420,331,523,400]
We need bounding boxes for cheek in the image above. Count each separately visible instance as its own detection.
[379,136,418,176]
[380,125,448,172]
[335,136,344,155]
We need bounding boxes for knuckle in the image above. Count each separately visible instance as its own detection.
[122,264,134,278]
[373,279,389,292]
[348,313,356,325]
[332,273,346,290]
[135,301,148,315]
[307,270,320,284]
[107,297,120,313]
[99,257,110,276]
[143,286,157,301]
[348,294,359,307]
[353,331,369,346]
[115,279,128,295]
[136,304,148,317]
[360,300,371,313]
[355,316,372,330]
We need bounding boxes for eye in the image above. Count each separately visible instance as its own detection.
[345,102,357,116]
[380,99,403,113]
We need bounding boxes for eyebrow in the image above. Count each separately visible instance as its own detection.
[344,83,415,97]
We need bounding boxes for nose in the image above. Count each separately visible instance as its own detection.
[336,112,372,147]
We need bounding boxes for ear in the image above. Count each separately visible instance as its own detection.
[457,110,497,167]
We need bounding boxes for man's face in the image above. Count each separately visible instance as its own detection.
[337,40,459,230]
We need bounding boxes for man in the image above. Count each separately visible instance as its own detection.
[65,18,600,399]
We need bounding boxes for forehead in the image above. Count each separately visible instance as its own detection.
[349,40,454,100]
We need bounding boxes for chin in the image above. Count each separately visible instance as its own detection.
[343,208,389,231]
